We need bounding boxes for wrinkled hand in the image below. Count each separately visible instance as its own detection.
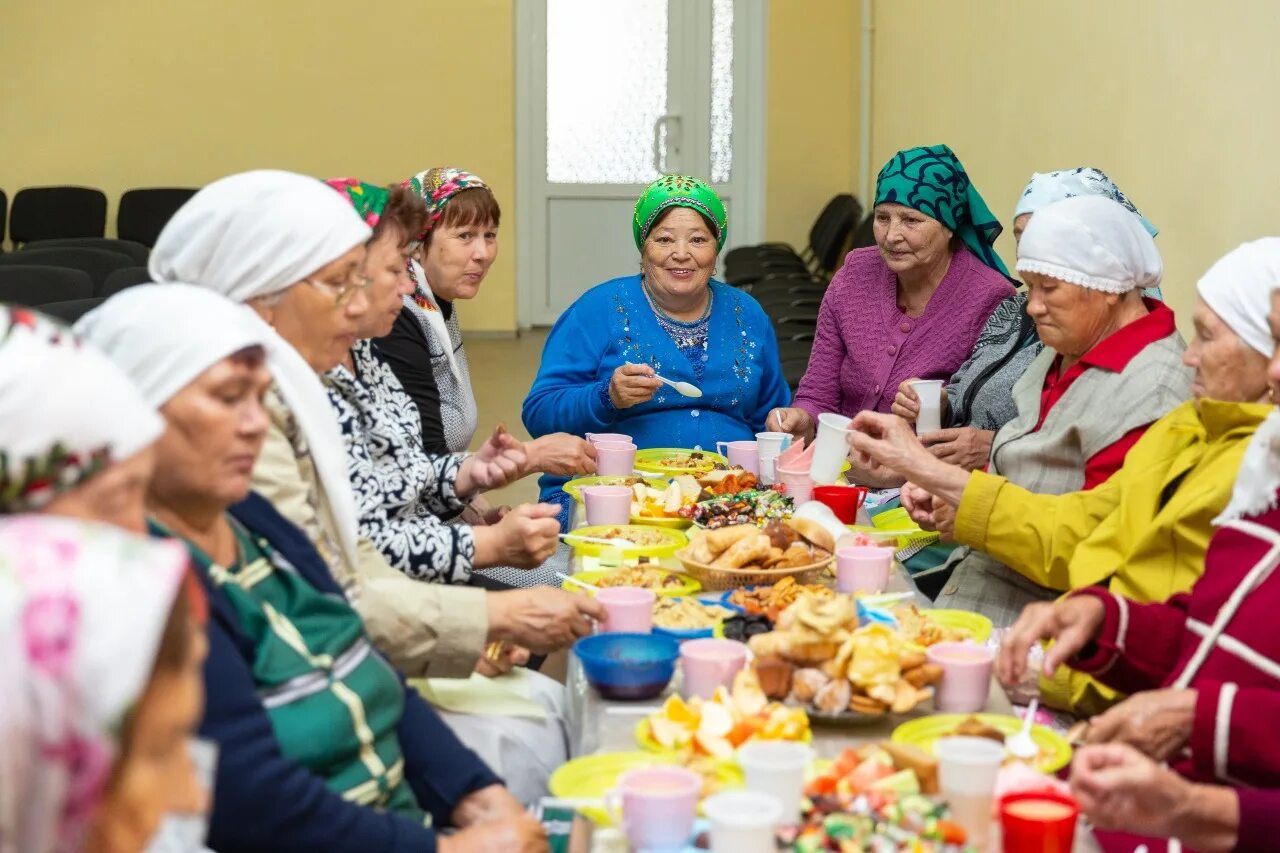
[845,453,905,489]
[481,505,511,524]
[996,595,1107,687]
[846,412,934,482]
[460,424,528,494]
[474,643,532,677]
[921,427,994,471]
[489,586,606,653]
[609,363,662,409]
[900,482,955,539]
[438,815,549,853]
[1086,688,1197,761]
[526,433,597,477]
[1070,744,1193,837]
[475,503,561,568]
[766,407,815,444]
[891,378,923,422]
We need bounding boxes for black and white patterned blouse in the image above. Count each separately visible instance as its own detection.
[324,340,476,583]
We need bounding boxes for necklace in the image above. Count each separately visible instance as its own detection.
[641,276,713,348]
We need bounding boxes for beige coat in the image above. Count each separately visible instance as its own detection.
[253,388,487,677]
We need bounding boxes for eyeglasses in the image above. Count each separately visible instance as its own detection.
[305,268,373,306]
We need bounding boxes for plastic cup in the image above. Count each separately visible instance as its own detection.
[835,545,893,594]
[596,586,656,634]
[812,484,867,523]
[758,454,778,486]
[737,741,812,825]
[810,413,852,484]
[586,432,632,446]
[1000,790,1080,853]
[592,441,637,476]
[776,465,814,504]
[680,637,749,699]
[927,641,995,713]
[581,485,633,525]
[716,440,759,474]
[605,766,701,851]
[935,736,1005,849]
[755,431,791,460]
[703,790,784,853]
[911,380,944,435]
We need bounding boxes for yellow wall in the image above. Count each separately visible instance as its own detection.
[868,0,1280,332]
[0,0,519,332]
[764,0,861,251]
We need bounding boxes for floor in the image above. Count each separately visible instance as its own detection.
[465,328,551,508]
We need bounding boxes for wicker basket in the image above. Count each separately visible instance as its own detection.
[674,548,833,591]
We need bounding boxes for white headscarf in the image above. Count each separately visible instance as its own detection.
[1014,167,1158,237]
[0,306,162,514]
[1016,195,1163,295]
[146,171,369,566]
[0,515,188,853]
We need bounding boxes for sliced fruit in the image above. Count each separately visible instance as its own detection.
[868,768,920,795]
[697,701,735,738]
[694,730,735,760]
[648,716,692,748]
[661,694,700,726]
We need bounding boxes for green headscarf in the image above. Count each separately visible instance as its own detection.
[322,177,389,229]
[874,145,1009,275]
[633,175,728,252]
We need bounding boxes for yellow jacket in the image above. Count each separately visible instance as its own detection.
[953,399,1270,714]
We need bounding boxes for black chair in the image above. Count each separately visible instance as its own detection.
[850,212,876,249]
[724,194,861,285]
[117,188,197,247]
[748,278,827,303]
[0,267,94,306]
[39,296,106,323]
[779,338,814,390]
[755,293,823,322]
[771,319,817,342]
[0,247,134,290]
[0,189,7,252]
[98,266,152,297]
[9,186,108,245]
[23,237,149,265]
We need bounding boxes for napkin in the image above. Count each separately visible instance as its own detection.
[411,669,549,721]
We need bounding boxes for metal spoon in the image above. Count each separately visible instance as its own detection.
[653,373,703,398]
[1006,698,1040,761]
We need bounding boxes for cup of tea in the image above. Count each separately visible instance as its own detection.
[605,766,701,850]
[581,485,632,525]
[596,586,656,634]
[680,637,749,699]
[810,413,852,484]
[702,790,784,853]
[592,441,637,476]
[927,641,995,713]
[716,440,760,474]
[835,544,893,594]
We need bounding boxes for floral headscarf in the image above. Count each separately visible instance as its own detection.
[874,145,1009,275]
[632,174,728,252]
[0,306,162,514]
[322,178,389,229]
[1014,167,1157,237]
[0,515,189,852]
[403,167,490,243]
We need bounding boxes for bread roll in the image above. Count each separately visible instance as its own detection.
[711,533,771,569]
[786,517,834,553]
[704,524,760,556]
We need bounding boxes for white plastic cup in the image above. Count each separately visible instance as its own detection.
[755,431,791,460]
[702,790,784,853]
[911,380,944,435]
[935,736,1005,849]
[758,454,778,486]
[737,741,812,825]
[809,413,852,484]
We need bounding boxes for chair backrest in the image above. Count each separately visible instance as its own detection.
[98,266,153,298]
[117,188,198,247]
[9,186,108,245]
[850,212,876,249]
[0,266,94,306]
[38,296,107,324]
[807,194,861,274]
[23,237,149,265]
[0,247,134,288]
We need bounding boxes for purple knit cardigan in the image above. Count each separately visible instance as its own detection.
[794,246,1014,419]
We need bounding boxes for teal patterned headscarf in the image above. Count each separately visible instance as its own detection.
[874,145,1009,275]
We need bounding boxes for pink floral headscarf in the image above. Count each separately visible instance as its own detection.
[0,516,188,852]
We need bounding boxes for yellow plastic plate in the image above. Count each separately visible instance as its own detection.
[634,717,813,753]
[548,750,743,825]
[891,713,1072,774]
[568,524,689,559]
[568,569,701,598]
[562,475,651,504]
[634,448,728,476]
[630,513,693,530]
[921,609,994,644]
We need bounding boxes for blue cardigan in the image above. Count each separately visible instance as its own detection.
[186,492,501,853]
[522,276,790,503]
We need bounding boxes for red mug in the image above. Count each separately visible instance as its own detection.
[811,485,867,524]
[999,790,1079,853]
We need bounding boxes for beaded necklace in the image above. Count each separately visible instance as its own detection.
[640,276,713,381]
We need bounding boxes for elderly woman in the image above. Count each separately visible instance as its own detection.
[850,225,1280,717]
[523,174,791,519]
[892,167,1160,471]
[78,284,549,851]
[767,145,1015,452]
[145,171,601,681]
[0,307,208,852]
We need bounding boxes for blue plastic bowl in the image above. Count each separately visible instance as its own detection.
[573,632,680,701]
[653,595,733,642]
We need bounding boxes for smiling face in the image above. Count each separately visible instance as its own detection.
[640,207,718,306]
[355,225,415,339]
[872,202,954,276]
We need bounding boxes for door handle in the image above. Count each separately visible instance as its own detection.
[651,114,682,174]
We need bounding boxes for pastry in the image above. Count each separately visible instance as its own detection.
[790,668,830,704]
[754,656,795,701]
[813,678,853,713]
[711,533,771,568]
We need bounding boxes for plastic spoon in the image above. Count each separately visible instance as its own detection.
[653,373,703,398]
[1006,698,1040,761]
[558,533,637,550]
[556,572,601,593]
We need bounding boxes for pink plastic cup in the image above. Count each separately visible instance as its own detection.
[582,485,633,525]
[593,441,637,476]
[927,641,995,713]
[586,432,632,446]
[835,545,893,594]
[680,637,749,699]
[716,440,760,475]
[775,465,814,504]
[605,766,701,850]
[596,586,656,633]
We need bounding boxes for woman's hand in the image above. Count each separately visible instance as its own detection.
[901,484,957,538]
[458,424,527,494]
[846,412,935,481]
[891,378,922,422]
[920,427,994,471]
[487,587,606,653]
[996,596,1107,687]
[474,642,532,678]
[438,816,550,853]
[609,363,663,409]
[766,407,815,445]
[845,454,905,489]
[1086,688,1197,761]
[451,782,532,827]
[472,503,562,568]
[525,433,597,477]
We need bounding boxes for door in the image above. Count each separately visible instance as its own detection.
[516,0,765,327]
